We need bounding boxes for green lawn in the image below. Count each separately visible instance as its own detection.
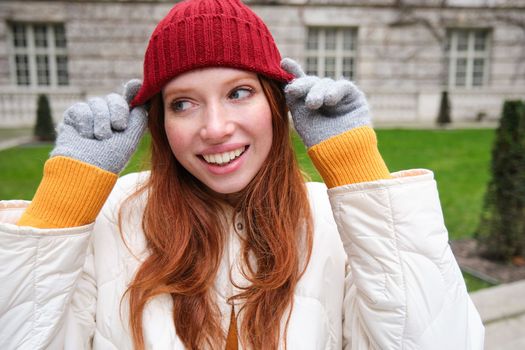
[0,144,53,200]
[292,129,496,292]
[0,128,496,291]
[377,129,495,241]
[293,128,496,241]
[389,129,497,292]
[0,136,151,200]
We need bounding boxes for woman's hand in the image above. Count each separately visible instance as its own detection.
[281,58,371,148]
[50,79,147,174]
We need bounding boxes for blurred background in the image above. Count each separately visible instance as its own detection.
[0,0,524,348]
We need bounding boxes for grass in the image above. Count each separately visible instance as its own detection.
[386,129,497,292]
[376,129,495,241]
[293,129,496,241]
[0,128,496,291]
[0,136,151,200]
[463,273,493,292]
[292,129,497,292]
[0,144,53,200]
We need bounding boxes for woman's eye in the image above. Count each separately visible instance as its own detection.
[170,100,192,112]
[229,87,252,100]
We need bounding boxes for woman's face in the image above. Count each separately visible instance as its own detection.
[162,68,273,194]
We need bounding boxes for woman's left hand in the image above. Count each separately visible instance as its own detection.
[281,58,372,148]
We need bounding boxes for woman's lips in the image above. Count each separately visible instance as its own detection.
[199,145,249,175]
[201,146,246,166]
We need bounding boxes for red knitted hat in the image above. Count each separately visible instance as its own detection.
[131,0,293,107]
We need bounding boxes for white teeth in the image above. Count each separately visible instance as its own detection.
[202,146,246,165]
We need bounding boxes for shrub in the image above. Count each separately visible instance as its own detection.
[34,94,56,141]
[476,100,525,261]
[436,90,452,126]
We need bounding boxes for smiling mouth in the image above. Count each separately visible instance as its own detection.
[201,146,247,166]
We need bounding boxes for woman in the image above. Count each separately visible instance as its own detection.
[0,0,484,349]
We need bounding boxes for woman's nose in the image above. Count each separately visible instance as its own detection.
[199,103,235,141]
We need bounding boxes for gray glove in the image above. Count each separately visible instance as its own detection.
[281,58,371,148]
[51,79,147,174]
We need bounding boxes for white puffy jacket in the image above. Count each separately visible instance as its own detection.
[0,169,484,349]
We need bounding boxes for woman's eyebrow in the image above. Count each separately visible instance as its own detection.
[163,73,258,98]
[163,86,221,101]
[223,74,258,86]
[163,87,196,99]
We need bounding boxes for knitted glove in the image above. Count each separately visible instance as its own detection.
[50,79,147,174]
[281,58,371,148]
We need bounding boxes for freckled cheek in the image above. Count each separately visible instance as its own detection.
[164,121,191,156]
[255,105,273,140]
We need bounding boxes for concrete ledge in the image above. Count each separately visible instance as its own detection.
[470,279,525,324]
[0,136,33,151]
[374,121,498,129]
[483,313,525,350]
[471,280,525,349]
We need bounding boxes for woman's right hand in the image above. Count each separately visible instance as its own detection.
[50,79,148,174]
[281,58,371,149]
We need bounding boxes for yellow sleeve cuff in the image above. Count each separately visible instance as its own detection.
[307,126,392,188]
[17,156,118,229]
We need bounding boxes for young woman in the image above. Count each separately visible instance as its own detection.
[0,0,484,349]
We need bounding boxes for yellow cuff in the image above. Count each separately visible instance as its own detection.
[17,156,117,228]
[307,126,391,188]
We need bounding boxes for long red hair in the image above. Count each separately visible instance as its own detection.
[123,76,313,349]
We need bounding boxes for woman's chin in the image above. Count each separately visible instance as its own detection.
[203,180,249,196]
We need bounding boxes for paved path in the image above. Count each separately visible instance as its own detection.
[470,280,525,349]
[374,120,498,129]
[0,136,32,151]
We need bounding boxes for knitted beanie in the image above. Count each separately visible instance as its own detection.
[131,0,293,107]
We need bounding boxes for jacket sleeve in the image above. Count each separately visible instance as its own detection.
[328,169,485,350]
[0,200,97,350]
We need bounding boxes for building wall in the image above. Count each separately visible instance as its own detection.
[0,0,523,127]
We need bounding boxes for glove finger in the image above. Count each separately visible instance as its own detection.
[281,58,306,78]
[126,106,148,139]
[88,97,112,140]
[285,76,319,99]
[123,79,142,105]
[324,80,353,106]
[106,93,129,130]
[50,122,78,158]
[53,122,72,142]
[63,102,94,139]
[305,78,334,110]
[345,81,368,108]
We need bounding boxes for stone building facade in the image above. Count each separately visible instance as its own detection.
[0,0,524,127]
